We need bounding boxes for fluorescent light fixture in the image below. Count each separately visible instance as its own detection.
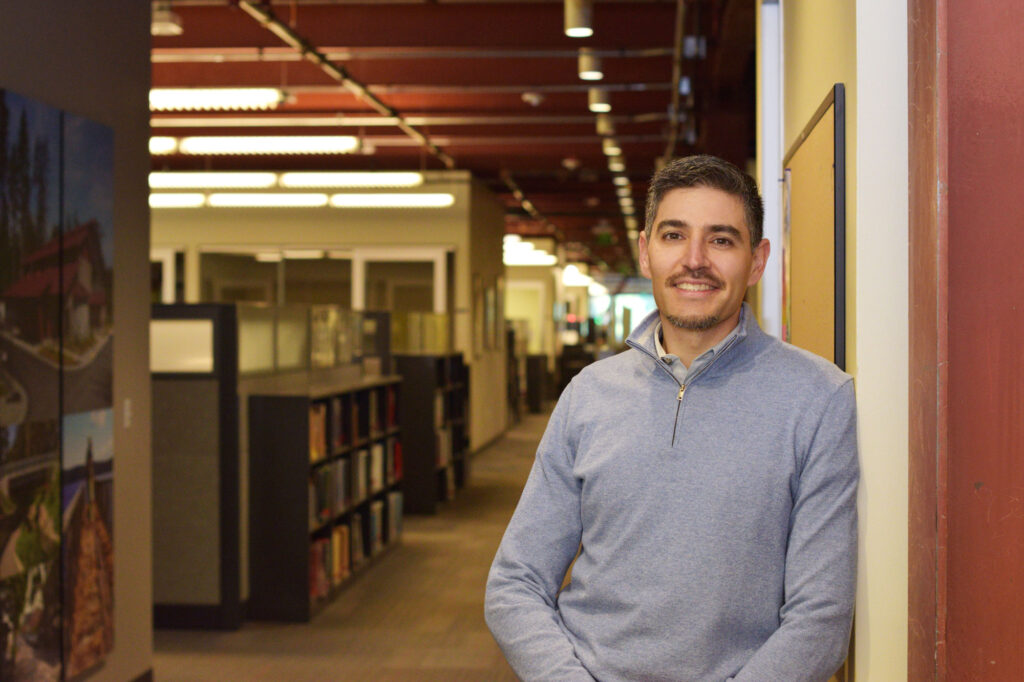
[149,193,205,208]
[625,216,639,230]
[613,175,630,186]
[255,252,283,263]
[602,138,622,156]
[207,193,329,208]
[150,136,178,155]
[595,113,615,136]
[578,48,603,81]
[588,281,609,297]
[562,263,594,287]
[504,250,558,266]
[620,196,634,207]
[177,135,360,155]
[588,88,611,113]
[616,186,632,197]
[150,88,285,111]
[608,156,625,172]
[329,193,455,208]
[151,2,183,36]
[149,172,277,189]
[503,234,523,246]
[564,0,593,38]
[504,241,537,255]
[282,249,325,260]
[280,171,424,188]
[327,250,353,260]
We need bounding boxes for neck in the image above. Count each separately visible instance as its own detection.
[659,308,742,367]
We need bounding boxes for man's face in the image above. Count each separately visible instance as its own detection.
[638,186,768,335]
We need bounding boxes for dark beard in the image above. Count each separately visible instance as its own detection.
[666,313,720,331]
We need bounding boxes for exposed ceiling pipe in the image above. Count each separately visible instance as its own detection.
[153,46,677,63]
[151,113,684,129]
[235,0,455,169]
[660,0,687,165]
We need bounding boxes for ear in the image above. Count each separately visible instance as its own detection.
[747,238,770,287]
[638,231,652,279]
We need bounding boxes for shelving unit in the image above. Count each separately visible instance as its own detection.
[393,354,469,514]
[248,376,403,621]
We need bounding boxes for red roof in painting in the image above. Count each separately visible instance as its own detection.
[21,221,100,267]
[3,260,81,299]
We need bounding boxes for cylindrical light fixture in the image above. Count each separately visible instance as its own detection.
[608,156,625,173]
[588,88,611,113]
[595,113,615,136]
[564,0,593,38]
[578,47,603,81]
[602,137,622,156]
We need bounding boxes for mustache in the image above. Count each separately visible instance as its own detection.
[666,267,723,288]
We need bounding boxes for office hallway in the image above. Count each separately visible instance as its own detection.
[153,409,548,681]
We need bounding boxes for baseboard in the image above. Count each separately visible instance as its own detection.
[154,601,245,630]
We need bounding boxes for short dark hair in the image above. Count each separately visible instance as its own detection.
[644,155,764,248]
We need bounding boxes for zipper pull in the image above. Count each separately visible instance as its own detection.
[677,385,686,400]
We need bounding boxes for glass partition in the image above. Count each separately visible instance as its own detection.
[390,312,451,354]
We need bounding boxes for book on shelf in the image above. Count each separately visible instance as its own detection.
[369,500,385,555]
[369,389,380,435]
[331,525,350,585]
[311,468,333,528]
[330,396,345,452]
[351,400,361,444]
[370,442,385,493]
[392,439,403,481]
[332,459,348,515]
[387,491,403,542]
[350,513,365,568]
[353,449,369,503]
[309,539,331,604]
[386,386,397,428]
[309,402,328,463]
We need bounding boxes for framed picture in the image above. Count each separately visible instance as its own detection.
[781,83,847,370]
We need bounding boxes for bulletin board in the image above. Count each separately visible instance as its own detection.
[782,84,846,370]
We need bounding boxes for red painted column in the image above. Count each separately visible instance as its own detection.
[910,0,1024,679]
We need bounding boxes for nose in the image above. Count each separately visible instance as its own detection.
[681,237,710,272]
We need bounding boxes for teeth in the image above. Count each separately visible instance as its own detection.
[675,283,714,291]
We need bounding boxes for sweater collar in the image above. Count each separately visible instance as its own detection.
[627,302,754,365]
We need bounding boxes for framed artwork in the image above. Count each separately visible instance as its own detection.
[782,83,847,370]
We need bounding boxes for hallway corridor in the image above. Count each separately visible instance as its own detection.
[153,410,548,681]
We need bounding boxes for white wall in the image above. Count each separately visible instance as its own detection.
[774,1,909,678]
[853,0,909,677]
[0,2,153,681]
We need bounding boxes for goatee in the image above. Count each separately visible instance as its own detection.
[666,313,720,331]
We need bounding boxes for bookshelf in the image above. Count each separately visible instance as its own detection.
[248,376,403,621]
[393,354,470,514]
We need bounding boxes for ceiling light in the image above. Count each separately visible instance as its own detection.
[595,113,615,136]
[504,250,559,267]
[578,48,603,81]
[329,193,455,208]
[327,249,353,260]
[503,234,523,246]
[616,186,631,197]
[149,193,205,208]
[679,76,692,97]
[588,88,611,113]
[151,2,183,36]
[562,263,593,287]
[150,88,285,111]
[149,172,277,189]
[602,138,621,156]
[625,216,639,230]
[207,193,329,208]
[522,91,545,107]
[280,171,424,188]
[608,156,625,172]
[613,175,629,186]
[149,137,178,155]
[588,281,609,297]
[255,252,282,263]
[282,249,325,260]
[177,136,360,155]
[564,0,593,38]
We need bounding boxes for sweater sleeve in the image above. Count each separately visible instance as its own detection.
[484,381,595,681]
[732,379,860,682]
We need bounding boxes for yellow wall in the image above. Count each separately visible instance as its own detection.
[778,1,909,679]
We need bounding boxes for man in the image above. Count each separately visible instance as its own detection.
[485,155,858,681]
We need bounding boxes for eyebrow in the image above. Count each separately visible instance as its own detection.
[654,219,744,240]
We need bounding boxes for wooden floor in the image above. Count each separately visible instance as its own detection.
[153,409,549,682]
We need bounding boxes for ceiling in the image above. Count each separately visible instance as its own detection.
[151,0,756,274]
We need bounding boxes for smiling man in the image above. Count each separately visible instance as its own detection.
[485,155,859,681]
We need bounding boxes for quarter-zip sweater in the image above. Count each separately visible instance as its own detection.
[485,304,859,682]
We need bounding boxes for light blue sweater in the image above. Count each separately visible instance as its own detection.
[485,305,859,681]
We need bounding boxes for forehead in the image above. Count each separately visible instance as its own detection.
[653,186,749,236]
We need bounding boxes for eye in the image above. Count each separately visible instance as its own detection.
[711,237,735,247]
[662,231,683,241]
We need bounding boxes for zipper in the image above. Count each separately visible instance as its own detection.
[671,384,686,446]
